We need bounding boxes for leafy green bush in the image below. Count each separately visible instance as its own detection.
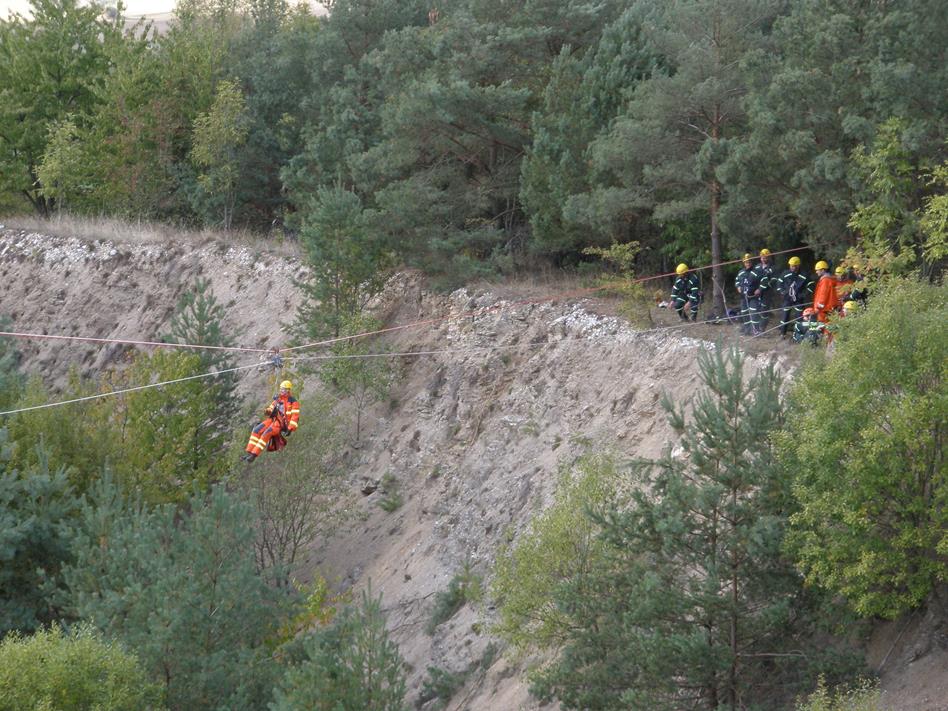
[796,677,883,711]
[781,277,948,618]
[419,666,468,709]
[418,643,499,709]
[426,563,483,635]
[0,624,163,711]
[377,473,403,513]
[491,454,620,653]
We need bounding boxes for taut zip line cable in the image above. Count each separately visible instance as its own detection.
[0,361,262,416]
[0,301,821,416]
[0,330,273,354]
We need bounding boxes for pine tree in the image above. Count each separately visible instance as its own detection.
[271,589,408,711]
[726,0,948,256]
[0,432,78,636]
[165,278,241,457]
[63,481,292,711]
[588,0,783,317]
[520,6,657,256]
[294,186,393,340]
[533,348,856,709]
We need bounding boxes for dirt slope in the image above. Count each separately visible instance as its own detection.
[1,226,943,710]
[0,229,303,389]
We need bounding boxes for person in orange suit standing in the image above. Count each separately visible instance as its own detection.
[812,261,839,324]
[242,380,300,462]
[835,265,854,304]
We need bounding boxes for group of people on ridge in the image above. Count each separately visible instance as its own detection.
[669,249,867,344]
[244,254,865,464]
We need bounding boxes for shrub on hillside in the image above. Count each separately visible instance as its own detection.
[0,624,163,711]
[781,277,948,618]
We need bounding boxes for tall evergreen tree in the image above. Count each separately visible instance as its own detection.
[725,0,948,256]
[588,0,782,317]
[63,481,292,711]
[294,186,392,340]
[281,0,428,201]
[271,589,408,711]
[520,6,657,256]
[533,348,855,709]
[166,277,242,427]
[0,432,78,636]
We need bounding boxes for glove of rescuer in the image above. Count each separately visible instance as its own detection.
[281,429,291,438]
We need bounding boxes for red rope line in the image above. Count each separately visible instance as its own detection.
[281,246,810,354]
[0,246,809,357]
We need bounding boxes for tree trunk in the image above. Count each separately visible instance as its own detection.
[729,485,739,711]
[23,189,50,217]
[710,179,725,318]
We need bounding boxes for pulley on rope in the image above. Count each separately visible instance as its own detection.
[261,348,283,372]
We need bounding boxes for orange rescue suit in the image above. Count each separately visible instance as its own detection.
[813,275,839,323]
[245,393,300,457]
[836,277,854,304]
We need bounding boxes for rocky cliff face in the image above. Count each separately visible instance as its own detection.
[2,227,941,711]
[320,276,796,710]
[0,229,302,387]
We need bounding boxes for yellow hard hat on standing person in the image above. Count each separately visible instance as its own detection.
[788,256,801,267]
[815,260,829,271]
[676,263,688,275]
[280,380,293,391]
[760,248,772,257]
[743,253,753,264]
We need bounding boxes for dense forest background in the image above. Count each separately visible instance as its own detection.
[2,0,946,293]
[1,1,946,709]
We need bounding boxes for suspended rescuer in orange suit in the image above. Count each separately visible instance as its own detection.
[242,380,300,462]
[812,261,839,324]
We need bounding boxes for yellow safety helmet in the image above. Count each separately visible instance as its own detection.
[279,380,293,390]
[843,300,858,312]
[676,263,688,275]
[835,265,846,276]
[760,248,772,257]
[742,253,753,263]
[788,256,801,267]
[815,260,829,271]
